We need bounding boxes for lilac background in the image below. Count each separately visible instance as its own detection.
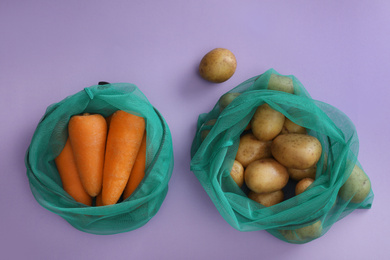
[1,1,389,259]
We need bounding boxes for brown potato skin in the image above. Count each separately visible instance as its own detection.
[248,190,284,207]
[244,122,251,131]
[219,92,240,111]
[200,119,217,141]
[230,160,244,187]
[235,133,272,167]
[199,48,237,83]
[271,134,322,170]
[295,178,315,195]
[267,74,294,94]
[280,220,322,241]
[281,118,307,135]
[288,166,316,181]
[244,158,289,193]
[339,164,371,204]
[251,104,285,141]
[200,130,210,141]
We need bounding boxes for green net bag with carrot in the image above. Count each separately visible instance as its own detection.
[190,69,374,244]
[25,83,174,235]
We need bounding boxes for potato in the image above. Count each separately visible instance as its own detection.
[200,119,217,141]
[199,48,237,83]
[267,74,294,94]
[244,158,289,193]
[219,92,240,111]
[271,133,322,169]
[251,104,285,141]
[248,190,284,207]
[280,220,322,241]
[235,133,272,167]
[295,220,322,239]
[287,166,316,181]
[244,122,251,131]
[295,178,315,195]
[201,130,210,141]
[279,229,297,241]
[339,164,371,204]
[280,118,307,135]
[230,160,244,187]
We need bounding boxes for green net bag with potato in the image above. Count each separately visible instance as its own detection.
[25,83,174,235]
[190,69,374,244]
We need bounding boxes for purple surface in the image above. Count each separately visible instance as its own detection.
[1,1,389,259]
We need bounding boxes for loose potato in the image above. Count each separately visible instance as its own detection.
[251,104,285,141]
[248,190,284,207]
[219,92,240,111]
[339,164,371,204]
[199,48,237,83]
[235,133,272,167]
[271,133,322,169]
[230,160,244,187]
[281,118,307,135]
[295,178,315,195]
[267,74,294,94]
[288,166,316,181]
[244,158,289,193]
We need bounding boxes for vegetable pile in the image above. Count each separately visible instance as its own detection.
[191,69,374,243]
[231,104,323,207]
[200,74,371,211]
[228,103,369,210]
[55,110,146,206]
[26,83,174,234]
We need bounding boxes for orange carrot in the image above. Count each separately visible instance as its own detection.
[105,114,113,128]
[95,192,103,206]
[55,138,92,206]
[68,113,107,197]
[123,132,147,200]
[102,110,145,205]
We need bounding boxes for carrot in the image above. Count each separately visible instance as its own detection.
[68,113,107,197]
[102,110,145,205]
[123,132,147,200]
[105,114,113,128]
[54,138,92,206]
[95,192,103,206]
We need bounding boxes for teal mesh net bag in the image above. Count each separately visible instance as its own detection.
[190,69,374,244]
[25,83,174,235]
